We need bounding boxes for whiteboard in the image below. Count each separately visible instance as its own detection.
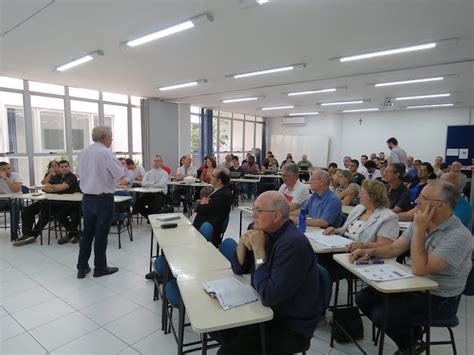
[270,135,329,168]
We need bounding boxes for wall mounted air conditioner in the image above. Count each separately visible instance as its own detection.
[281,116,306,126]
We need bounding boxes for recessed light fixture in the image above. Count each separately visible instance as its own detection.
[375,77,444,87]
[228,63,305,79]
[222,97,260,103]
[406,103,454,109]
[158,79,207,91]
[261,105,294,111]
[56,50,103,72]
[343,108,379,113]
[395,93,450,101]
[289,112,318,116]
[123,13,213,48]
[240,0,270,8]
[288,88,336,96]
[320,100,365,106]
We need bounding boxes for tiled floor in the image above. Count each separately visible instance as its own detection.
[1,204,472,354]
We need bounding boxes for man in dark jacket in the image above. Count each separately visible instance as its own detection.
[193,168,232,247]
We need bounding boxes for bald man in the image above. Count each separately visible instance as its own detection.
[213,191,322,355]
[398,172,472,229]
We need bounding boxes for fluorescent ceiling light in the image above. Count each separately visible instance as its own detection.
[375,77,444,87]
[229,63,305,79]
[56,50,103,72]
[158,79,206,91]
[261,105,294,111]
[321,100,364,106]
[124,13,213,48]
[406,103,454,109]
[289,112,318,116]
[288,88,336,96]
[395,93,450,101]
[240,0,269,8]
[222,97,259,103]
[258,0,270,4]
[343,108,379,113]
[340,42,436,62]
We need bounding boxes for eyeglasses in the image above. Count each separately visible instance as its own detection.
[418,194,445,203]
[252,207,277,214]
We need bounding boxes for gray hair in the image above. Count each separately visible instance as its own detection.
[260,191,290,219]
[340,170,355,184]
[92,125,112,142]
[430,180,459,211]
[282,163,299,176]
[314,169,331,186]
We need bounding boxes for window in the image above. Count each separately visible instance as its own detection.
[219,119,231,152]
[256,123,263,149]
[0,76,23,90]
[232,120,244,152]
[104,104,128,152]
[69,87,99,100]
[71,100,99,151]
[212,117,218,155]
[132,107,142,153]
[29,81,64,95]
[103,92,128,104]
[0,91,26,153]
[244,121,255,151]
[131,96,143,106]
[31,96,65,153]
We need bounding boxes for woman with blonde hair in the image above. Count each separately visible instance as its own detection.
[335,170,360,206]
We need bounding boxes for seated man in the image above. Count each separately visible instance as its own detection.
[117,157,133,187]
[351,180,472,355]
[291,169,342,228]
[348,159,365,185]
[384,163,411,213]
[241,155,260,199]
[172,154,197,211]
[213,191,322,354]
[363,160,381,181]
[398,172,472,229]
[0,161,22,240]
[193,168,232,247]
[278,163,310,212]
[15,160,80,246]
[125,158,145,183]
[134,155,169,219]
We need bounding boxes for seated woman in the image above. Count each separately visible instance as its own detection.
[321,180,399,279]
[335,170,360,206]
[407,162,435,203]
[329,168,342,191]
[41,160,59,185]
[201,156,217,183]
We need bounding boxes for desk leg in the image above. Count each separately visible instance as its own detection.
[149,228,154,272]
[201,333,207,355]
[259,323,266,355]
[330,266,340,348]
[177,298,185,355]
[162,257,169,332]
[239,210,243,236]
[378,294,388,355]
[425,291,431,355]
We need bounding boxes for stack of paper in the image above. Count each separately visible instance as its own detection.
[203,277,258,310]
[156,214,180,221]
[305,230,353,248]
[354,264,414,282]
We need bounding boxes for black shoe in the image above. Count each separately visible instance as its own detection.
[69,233,81,244]
[12,235,36,246]
[77,267,91,279]
[58,236,70,245]
[93,266,119,278]
[145,271,159,280]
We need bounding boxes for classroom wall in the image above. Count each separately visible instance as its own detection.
[267,108,473,166]
[178,103,191,160]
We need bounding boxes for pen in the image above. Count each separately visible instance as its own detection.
[355,259,385,265]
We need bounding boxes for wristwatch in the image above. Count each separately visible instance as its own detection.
[255,258,266,266]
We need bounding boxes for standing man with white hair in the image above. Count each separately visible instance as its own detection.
[76,126,125,279]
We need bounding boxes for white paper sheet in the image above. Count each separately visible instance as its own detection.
[398,222,411,230]
[156,214,180,221]
[354,264,414,282]
[446,149,459,157]
[203,277,258,310]
[459,149,468,159]
[305,231,353,247]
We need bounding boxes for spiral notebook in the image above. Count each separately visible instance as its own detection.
[203,277,258,310]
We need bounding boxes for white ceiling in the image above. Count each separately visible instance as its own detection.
[1,0,473,117]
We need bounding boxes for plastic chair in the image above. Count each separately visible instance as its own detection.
[221,215,230,239]
[199,222,214,242]
[111,190,133,249]
[219,238,237,262]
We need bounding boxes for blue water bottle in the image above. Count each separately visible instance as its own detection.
[298,209,307,233]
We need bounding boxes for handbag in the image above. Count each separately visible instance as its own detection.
[331,306,364,343]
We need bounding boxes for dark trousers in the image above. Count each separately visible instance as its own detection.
[212,321,309,355]
[356,287,460,349]
[77,194,114,271]
[134,193,165,218]
[22,201,80,237]
[0,199,20,239]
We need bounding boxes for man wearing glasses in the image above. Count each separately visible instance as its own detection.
[278,163,310,212]
[351,180,472,355]
[213,191,322,354]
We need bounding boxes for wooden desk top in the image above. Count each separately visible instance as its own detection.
[177,269,273,333]
[333,253,438,294]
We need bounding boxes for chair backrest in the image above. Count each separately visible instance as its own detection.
[221,215,230,236]
[21,185,29,194]
[199,222,214,242]
[219,238,237,262]
[114,190,131,197]
[463,260,474,296]
[317,264,333,312]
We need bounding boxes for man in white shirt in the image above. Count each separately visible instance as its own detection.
[219,154,232,169]
[134,155,169,219]
[176,154,197,180]
[278,163,310,212]
[387,137,408,165]
[0,161,22,240]
[125,158,146,182]
[76,126,125,279]
[363,160,382,180]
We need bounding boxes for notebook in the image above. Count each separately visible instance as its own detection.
[305,230,353,248]
[354,264,414,282]
[203,277,258,310]
[156,214,180,221]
